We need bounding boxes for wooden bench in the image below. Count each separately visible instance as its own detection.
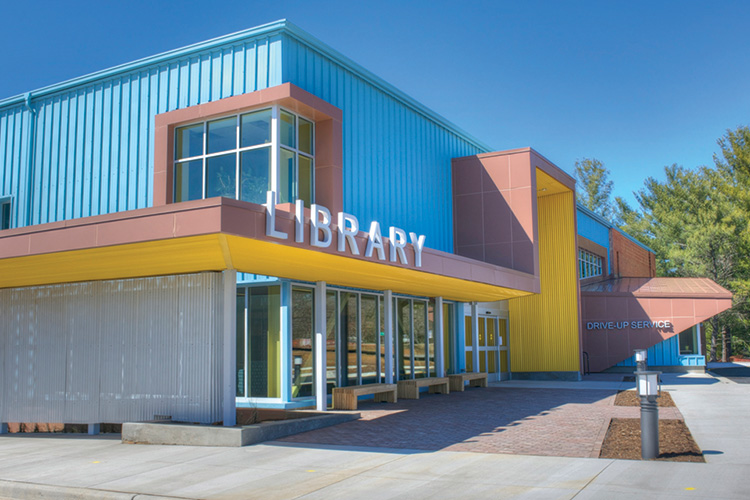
[448,372,488,392]
[397,377,450,399]
[332,383,398,410]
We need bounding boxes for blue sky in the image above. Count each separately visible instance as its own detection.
[2,0,749,208]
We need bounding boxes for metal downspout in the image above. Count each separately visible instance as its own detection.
[24,92,36,227]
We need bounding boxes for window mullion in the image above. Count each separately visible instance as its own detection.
[202,122,207,199]
[235,115,240,200]
[271,105,280,204]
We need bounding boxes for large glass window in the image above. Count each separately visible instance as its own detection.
[679,325,699,355]
[236,285,281,399]
[579,249,604,279]
[174,106,314,206]
[292,287,314,398]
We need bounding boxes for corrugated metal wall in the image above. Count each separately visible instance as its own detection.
[509,191,580,373]
[0,272,225,424]
[1,23,489,255]
[615,335,705,367]
[0,35,282,228]
[577,208,611,250]
[281,34,487,253]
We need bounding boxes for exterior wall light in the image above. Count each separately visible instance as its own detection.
[634,369,662,459]
[634,349,648,372]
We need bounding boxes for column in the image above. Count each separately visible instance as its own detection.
[280,281,292,403]
[435,297,444,377]
[471,302,479,373]
[384,290,394,384]
[315,281,327,411]
[222,269,237,426]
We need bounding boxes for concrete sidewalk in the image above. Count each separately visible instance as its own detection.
[0,370,747,499]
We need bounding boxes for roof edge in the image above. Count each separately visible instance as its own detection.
[0,19,290,108]
[280,21,493,153]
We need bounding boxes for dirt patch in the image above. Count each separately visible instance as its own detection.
[7,423,122,434]
[600,418,704,462]
[614,390,676,407]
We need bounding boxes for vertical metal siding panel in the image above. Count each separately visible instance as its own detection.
[200,54,211,104]
[178,60,190,109]
[36,101,49,224]
[168,63,179,111]
[64,95,76,219]
[137,73,148,209]
[509,191,580,373]
[147,69,159,205]
[269,35,282,87]
[158,66,169,114]
[233,45,244,95]
[127,77,139,210]
[108,82,121,213]
[189,57,200,106]
[73,91,86,219]
[81,90,93,217]
[245,41,257,93]
[56,98,69,220]
[117,79,130,212]
[257,38,269,89]
[211,51,222,102]
[222,48,233,98]
[91,86,103,216]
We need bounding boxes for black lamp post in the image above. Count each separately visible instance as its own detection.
[634,369,661,459]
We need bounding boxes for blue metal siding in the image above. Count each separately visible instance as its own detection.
[0,36,282,228]
[281,35,486,253]
[0,105,31,229]
[614,335,704,367]
[1,21,490,255]
[577,208,610,250]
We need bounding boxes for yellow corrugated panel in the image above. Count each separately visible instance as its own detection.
[509,188,580,373]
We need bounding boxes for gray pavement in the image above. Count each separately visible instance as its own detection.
[0,367,747,499]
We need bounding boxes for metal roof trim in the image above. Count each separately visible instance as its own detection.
[0,20,494,153]
[0,19,289,107]
[280,22,493,153]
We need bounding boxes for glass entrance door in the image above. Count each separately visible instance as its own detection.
[465,314,505,382]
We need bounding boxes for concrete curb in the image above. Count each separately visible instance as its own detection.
[122,411,359,447]
[0,479,194,500]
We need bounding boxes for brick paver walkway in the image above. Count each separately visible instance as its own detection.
[279,387,684,458]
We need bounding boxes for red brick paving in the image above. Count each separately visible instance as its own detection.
[279,387,684,458]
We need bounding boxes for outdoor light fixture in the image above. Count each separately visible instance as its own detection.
[634,370,662,460]
[634,349,648,372]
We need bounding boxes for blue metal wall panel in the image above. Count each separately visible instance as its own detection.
[1,21,490,256]
[577,208,610,250]
[281,35,487,253]
[0,35,282,228]
[616,335,681,367]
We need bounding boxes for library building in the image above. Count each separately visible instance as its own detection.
[0,20,732,429]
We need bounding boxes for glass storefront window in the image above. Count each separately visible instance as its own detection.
[235,285,281,399]
[679,325,699,355]
[361,295,379,384]
[292,287,314,398]
[340,293,359,386]
[239,284,452,403]
[413,301,427,379]
[326,291,338,394]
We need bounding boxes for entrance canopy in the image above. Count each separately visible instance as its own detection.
[0,197,538,302]
[581,277,732,372]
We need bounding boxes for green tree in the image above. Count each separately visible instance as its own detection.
[575,158,614,220]
[629,131,750,360]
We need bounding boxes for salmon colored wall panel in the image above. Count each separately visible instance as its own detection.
[509,189,580,372]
